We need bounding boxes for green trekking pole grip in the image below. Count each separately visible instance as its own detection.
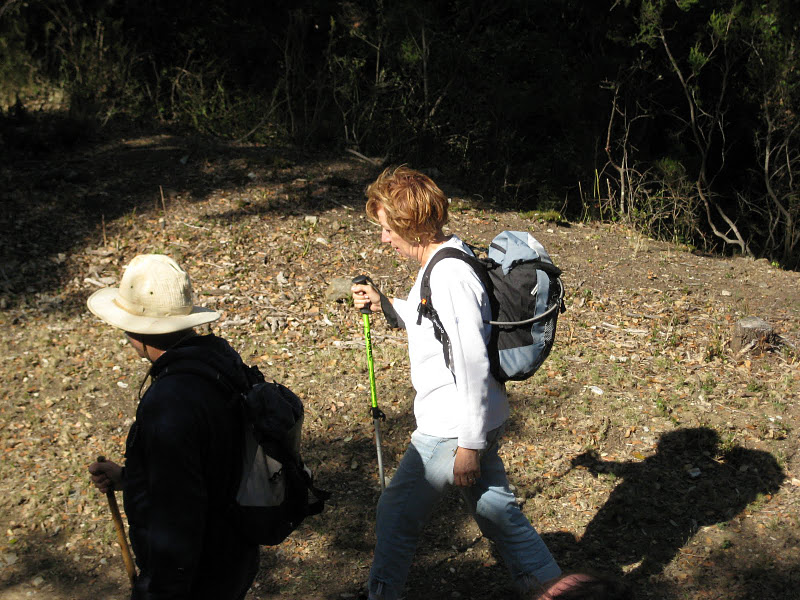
[352,275,386,491]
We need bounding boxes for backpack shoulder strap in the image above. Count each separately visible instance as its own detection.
[417,248,488,319]
[416,247,492,372]
[158,360,242,397]
[159,356,265,391]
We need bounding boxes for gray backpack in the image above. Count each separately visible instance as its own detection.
[416,231,565,382]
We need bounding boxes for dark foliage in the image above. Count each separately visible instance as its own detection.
[1,0,798,266]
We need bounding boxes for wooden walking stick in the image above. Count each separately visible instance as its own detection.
[97,456,136,585]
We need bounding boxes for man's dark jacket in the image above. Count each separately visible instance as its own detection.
[123,334,258,599]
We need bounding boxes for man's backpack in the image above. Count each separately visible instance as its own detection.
[416,230,565,382]
[163,361,330,546]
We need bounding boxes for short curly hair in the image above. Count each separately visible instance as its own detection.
[365,165,448,244]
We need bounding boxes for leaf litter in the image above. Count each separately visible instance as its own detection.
[0,136,799,599]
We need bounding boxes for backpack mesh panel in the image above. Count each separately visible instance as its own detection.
[538,275,561,356]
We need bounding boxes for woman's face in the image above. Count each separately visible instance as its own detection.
[376,207,416,261]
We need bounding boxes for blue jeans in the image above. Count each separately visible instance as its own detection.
[368,427,561,600]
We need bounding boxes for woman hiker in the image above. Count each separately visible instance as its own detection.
[351,166,561,599]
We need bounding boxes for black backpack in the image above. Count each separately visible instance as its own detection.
[417,231,565,382]
[162,361,330,546]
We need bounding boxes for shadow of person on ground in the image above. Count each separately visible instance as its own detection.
[0,528,128,599]
[570,427,785,580]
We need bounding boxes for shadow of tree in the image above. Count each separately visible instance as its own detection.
[0,117,376,308]
[689,553,800,600]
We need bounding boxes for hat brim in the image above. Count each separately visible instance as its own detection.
[87,287,220,334]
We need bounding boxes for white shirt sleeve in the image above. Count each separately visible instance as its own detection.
[391,297,413,325]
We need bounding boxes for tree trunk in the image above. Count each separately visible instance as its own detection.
[731,317,777,353]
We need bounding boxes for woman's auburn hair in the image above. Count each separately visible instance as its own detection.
[365,165,448,244]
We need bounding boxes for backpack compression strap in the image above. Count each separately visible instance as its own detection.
[416,247,492,373]
[489,240,564,279]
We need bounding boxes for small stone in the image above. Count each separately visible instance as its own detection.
[325,278,353,302]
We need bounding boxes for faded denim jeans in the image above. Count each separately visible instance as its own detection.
[368,426,561,600]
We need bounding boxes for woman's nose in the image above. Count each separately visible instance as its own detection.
[381,231,391,243]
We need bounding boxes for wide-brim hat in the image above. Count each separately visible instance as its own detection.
[87,254,220,334]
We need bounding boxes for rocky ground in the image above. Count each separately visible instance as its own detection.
[1,131,799,599]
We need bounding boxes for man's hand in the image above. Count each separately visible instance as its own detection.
[88,459,123,494]
[351,283,382,313]
[453,446,481,487]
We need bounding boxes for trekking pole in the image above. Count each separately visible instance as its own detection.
[97,456,136,586]
[352,275,386,491]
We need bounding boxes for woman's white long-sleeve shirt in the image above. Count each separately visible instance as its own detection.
[391,236,508,449]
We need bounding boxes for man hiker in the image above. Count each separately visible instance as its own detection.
[87,254,259,599]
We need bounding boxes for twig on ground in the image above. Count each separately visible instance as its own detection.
[346,148,386,166]
[159,186,168,221]
[600,322,649,335]
[180,222,209,230]
[714,402,757,416]
[326,196,354,210]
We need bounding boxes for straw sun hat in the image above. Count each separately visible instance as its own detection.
[87,254,220,334]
